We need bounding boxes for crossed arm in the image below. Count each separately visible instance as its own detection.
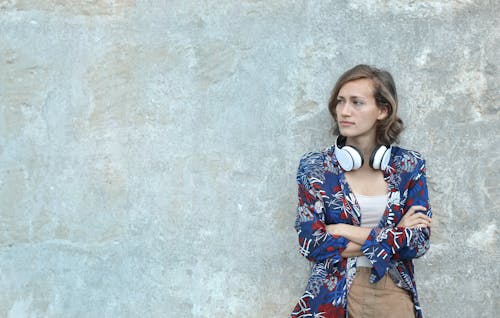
[295,154,431,268]
[326,205,432,258]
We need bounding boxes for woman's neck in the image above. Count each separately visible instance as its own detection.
[346,135,377,166]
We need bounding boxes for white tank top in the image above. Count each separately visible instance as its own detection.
[356,193,388,268]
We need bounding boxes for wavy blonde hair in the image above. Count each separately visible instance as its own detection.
[328,64,404,145]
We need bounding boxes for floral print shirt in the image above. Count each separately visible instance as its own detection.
[291,145,431,318]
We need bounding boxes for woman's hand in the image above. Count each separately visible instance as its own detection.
[397,205,431,229]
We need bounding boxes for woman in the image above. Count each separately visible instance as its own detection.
[291,64,432,318]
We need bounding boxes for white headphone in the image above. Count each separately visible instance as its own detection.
[334,135,392,171]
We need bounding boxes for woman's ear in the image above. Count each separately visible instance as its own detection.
[377,105,389,120]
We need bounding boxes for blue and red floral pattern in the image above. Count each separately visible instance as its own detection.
[291,144,431,318]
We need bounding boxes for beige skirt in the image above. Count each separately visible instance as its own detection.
[347,267,415,318]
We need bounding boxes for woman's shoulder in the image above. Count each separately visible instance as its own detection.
[391,145,425,160]
[298,145,335,168]
[390,145,427,174]
[296,145,336,182]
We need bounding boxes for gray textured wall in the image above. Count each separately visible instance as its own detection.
[0,1,498,317]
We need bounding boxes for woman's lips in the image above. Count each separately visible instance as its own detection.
[339,121,354,126]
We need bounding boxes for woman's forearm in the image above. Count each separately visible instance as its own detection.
[341,242,364,257]
[326,224,372,246]
[340,225,372,245]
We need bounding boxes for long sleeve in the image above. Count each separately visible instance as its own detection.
[361,159,432,280]
[294,154,349,264]
[394,159,431,259]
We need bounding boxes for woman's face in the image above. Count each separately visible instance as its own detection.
[335,78,387,141]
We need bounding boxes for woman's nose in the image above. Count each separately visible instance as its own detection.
[340,103,352,116]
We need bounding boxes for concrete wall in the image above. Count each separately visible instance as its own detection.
[0,1,498,317]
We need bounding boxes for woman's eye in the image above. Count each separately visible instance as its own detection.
[353,100,363,106]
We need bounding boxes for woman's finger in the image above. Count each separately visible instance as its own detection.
[405,208,416,216]
[408,205,427,213]
[408,212,431,221]
[403,214,429,227]
[414,214,431,221]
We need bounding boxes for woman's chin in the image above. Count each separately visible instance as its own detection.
[338,129,356,137]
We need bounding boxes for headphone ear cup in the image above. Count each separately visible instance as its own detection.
[380,146,392,170]
[343,146,364,170]
[370,145,391,170]
[335,147,355,171]
[334,136,364,171]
